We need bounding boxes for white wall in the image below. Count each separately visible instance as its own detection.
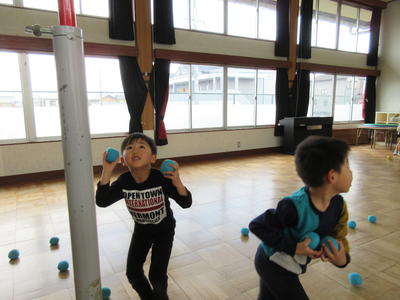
[376,1,400,112]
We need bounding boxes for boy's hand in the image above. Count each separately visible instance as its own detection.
[295,238,322,259]
[99,151,119,185]
[163,161,188,196]
[321,240,347,266]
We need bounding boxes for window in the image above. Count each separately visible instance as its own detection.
[167,63,190,130]
[358,9,372,54]
[315,0,338,49]
[29,54,60,138]
[0,52,25,140]
[309,73,366,121]
[312,0,372,53]
[228,0,257,38]
[228,68,256,127]
[85,57,129,134]
[0,0,13,4]
[173,0,276,40]
[308,73,334,117]
[191,0,224,33]
[22,0,108,17]
[338,5,357,52]
[167,63,276,131]
[0,51,127,143]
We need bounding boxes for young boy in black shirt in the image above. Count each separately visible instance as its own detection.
[96,133,192,300]
[249,136,352,299]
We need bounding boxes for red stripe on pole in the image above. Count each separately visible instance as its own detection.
[58,0,76,26]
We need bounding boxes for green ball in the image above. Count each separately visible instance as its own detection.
[102,287,111,299]
[57,260,69,272]
[301,232,320,250]
[321,236,339,253]
[8,249,20,260]
[49,236,59,246]
[241,227,249,236]
[348,272,363,286]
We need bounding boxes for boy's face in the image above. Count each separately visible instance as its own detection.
[332,158,353,193]
[121,138,156,170]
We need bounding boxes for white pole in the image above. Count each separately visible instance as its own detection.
[52,25,101,300]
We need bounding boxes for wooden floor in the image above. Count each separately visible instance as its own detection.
[1,144,400,300]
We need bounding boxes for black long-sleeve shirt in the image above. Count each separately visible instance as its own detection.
[96,169,192,232]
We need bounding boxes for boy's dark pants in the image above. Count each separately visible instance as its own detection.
[254,245,309,300]
[126,227,175,300]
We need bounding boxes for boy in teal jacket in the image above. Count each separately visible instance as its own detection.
[249,136,352,299]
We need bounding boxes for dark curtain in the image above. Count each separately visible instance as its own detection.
[298,0,313,58]
[362,76,376,123]
[293,69,311,116]
[275,68,291,136]
[153,0,176,44]
[367,8,381,66]
[119,56,148,133]
[275,0,290,57]
[150,59,171,145]
[108,0,134,40]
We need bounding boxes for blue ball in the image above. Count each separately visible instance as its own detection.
[105,147,119,163]
[302,232,320,250]
[348,272,363,286]
[160,159,177,174]
[102,287,111,300]
[49,236,59,246]
[368,215,377,223]
[241,227,249,236]
[348,220,357,229]
[321,236,339,253]
[8,249,19,260]
[57,260,69,272]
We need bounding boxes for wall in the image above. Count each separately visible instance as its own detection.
[376,1,400,112]
[0,4,380,177]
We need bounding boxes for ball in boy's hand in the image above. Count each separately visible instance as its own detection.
[301,232,320,250]
[241,227,249,236]
[57,260,69,272]
[105,147,119,163]
[160,159,177,174]
[348,272,363,286]
[368,215,377,223]
[8,249,19,260]
[49,236,59,246]
[347,220,357,229]
[102,287,111,300]
[321,236,339,253]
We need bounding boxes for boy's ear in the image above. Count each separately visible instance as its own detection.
[151,154,157,164]
[120,156,126,166]
[326,169,336,184]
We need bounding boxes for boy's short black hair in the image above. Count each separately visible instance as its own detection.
[121,132,157,155]
[295,136,350,187]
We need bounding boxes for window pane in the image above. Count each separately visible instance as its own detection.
[173,0,190,29]
[24,0,81,13]
[259,0,277,40]
[81,0,108,17]
[311,0,317,46]
[29,54,61,138]
[191,0,223,33]
[0,0,13,4]
[256,70,276,125]
[191,65,223,129]
[334,76,353,121]
[358,9,372,54]
[167,64,190,130]
[316,0,337,49]
[0,52,25,140]
[85,57,128,134]
[312,73,334,117]
[227,68,256,127]
[228,0,257,39]
[352,76,365,120]
[338,5,357,52]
